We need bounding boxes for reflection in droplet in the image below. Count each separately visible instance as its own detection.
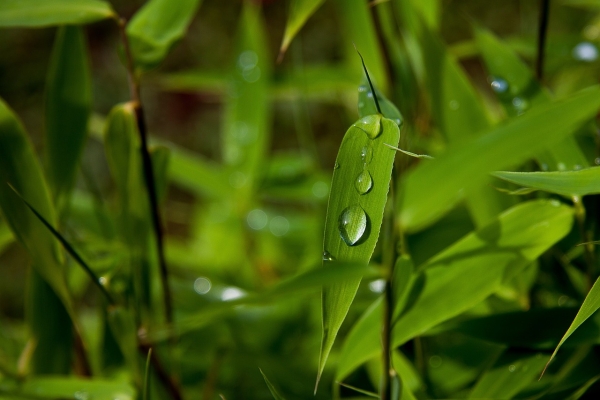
[353,114,382,139]
[490,76,509,94]
[369,279,386,293]
[338,205,368,246]
[429,355,443,368]
[361,146,373,164]
[312,181,329,198]
[269,216,290,236]
[221,287,245,301]
[355,170,373,194]
[449,100,459,110]
[323,250,334,261]
[508,364,516,372]
[193,277,212,294]
[573,41,599,62]
[247,209,268,230]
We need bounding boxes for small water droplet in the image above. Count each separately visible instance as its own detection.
[355,170,373,194]
[541,163,549,171]
[508,364,516,372]
[449,100,459,110]
[512,97,529,113]
[361,146,373,164]
[358,85,367,93]
[323,250,335,261]
[573,41,598,62]
[269,216,290,236]
[367,92,373,98]
[429,355,443,368]
[238,50,258,70]
[394,118,402,126]
[358,101,364,108]
[353,114,382,139]
[574,164,582,170]
[74,391,90,400]
[334,162,340,170]
[490,76,509,94]
[193,277,212,294]
[242,66,261,83]
[338,205,368,246]
[557,162,566,171]
[246,209,268,230]
[595,157,600,165]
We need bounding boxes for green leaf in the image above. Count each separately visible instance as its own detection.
[0,0,115,28]
[474,25,589,171]
[20,377,135,400]
[493,168,600,197]
[546,273,600,375]
[318,116,400,387]
[45,25,92,204]
[399,86,600,232]
[337,200,574,379]
[357,81,403,125]
[127,0,203,70]
[260,369,287,400]
[469,352,547,399]
[278,0,326,60]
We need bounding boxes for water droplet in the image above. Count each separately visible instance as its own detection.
[355,170,373,194]
[541,163,549,171]
[394,118,402,126]
[246,209,268,230]
[98,276,108,286]
[367,92,374,98]
[508,364,516,372]
[512,97,529,113]
[490,76,509,94]
[358,85,367,93]
[557,162,566,171]
[369,279,386,293]
[74,391,90,400]
[361,146,373,164]
[338,205,368,246]
[595,157,600,165]
[358,101,364,108]
[353,114,382,139]
[193,277,212,294]
[334,162,340,170]
[550,199,561,207]
[574,164,582,170]
[573,42,598,62]
[449,100,459,110]
[242,66,261,83]
[323,250,334,261]
[269,216,290,236]
[429,355,443,368]
[238,50,258,70]
[312,181,329,198]
[221,287,245,301]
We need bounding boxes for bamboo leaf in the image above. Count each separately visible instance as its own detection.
[45,25,92,204]
[357,81,403,125]
[493,168,600,197]
[127,0,203,70]
[337,200,574,379]
[545,274,600,375]
[318,116,400,387]
[399,86,600,232]
[0,0,115,28]
[260,369,287,400]
[474,25,589,171]
[20,377,135,400]
[278,0,326,61]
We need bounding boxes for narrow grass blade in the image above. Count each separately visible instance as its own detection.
[399,86,600,232]
[474,25,588,171]
[493,168,600,197]
[45,26,92,205]
[278,0,326,61]
[566,375,600,400]
[384,143,433,159]
[0,0,116,27]
[469,352,547,399]
[8,184,115,305]
[127,0,203,70]
[544,275,600,376]
[337,200,573,379]
[337,382,379,398]
[318,116,400,388]
[144,348,152,400]
[20,377,135,399]
[259,369,287,400]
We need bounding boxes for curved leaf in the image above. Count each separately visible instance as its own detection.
[127,0,203,70]
[318,116,400,386]
[493,168,600,197]
[0,0,115,28]
[21,377,135,400]
[278,0,326,60]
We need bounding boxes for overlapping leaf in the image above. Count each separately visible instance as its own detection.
[493,168,600,197]
[279,0,326,60]
[0,0,115,28]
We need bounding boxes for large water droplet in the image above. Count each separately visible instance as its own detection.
[361,146,373,164]
[355,170,373,194]
[573,41,599,62]
[323,250,335,261]
[353,115,382,139]
[338,205,368,246]
[490,76,509,94]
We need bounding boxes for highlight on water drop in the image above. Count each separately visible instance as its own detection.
[338,205,368,246]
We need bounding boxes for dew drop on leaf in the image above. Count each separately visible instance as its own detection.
[361,146,373,165]
[323,250,335,261]
[338,205,368,246]
[490,76,509,94]
[353,115,382,139]
[355,170,373,195]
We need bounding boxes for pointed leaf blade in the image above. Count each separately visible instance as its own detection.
[0,0,115,27]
